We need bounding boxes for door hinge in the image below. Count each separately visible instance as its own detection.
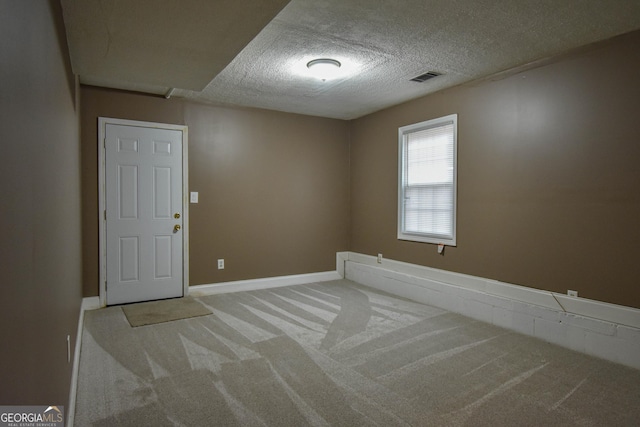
[103,138,106,149]
[104,210,106,220]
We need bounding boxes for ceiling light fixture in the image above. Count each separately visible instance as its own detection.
[306,58,342,81]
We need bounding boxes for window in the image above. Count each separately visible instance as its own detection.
[398,114,457,245]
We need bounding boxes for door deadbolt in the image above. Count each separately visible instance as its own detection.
[174,213,181,219]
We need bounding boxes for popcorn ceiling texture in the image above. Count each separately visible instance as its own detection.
[61,0,290,91]
[63,0,640,119]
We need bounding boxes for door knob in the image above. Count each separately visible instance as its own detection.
[174,224,181,232]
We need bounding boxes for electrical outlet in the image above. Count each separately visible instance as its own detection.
[217,259,224,270]
[567,290,578,297]
[377,253,383,264]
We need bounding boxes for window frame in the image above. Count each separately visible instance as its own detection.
[397,114,458,246]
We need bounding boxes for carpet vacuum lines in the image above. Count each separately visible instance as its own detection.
[75,279,640,426]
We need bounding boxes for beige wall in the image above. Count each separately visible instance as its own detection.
[80,88,185,297]
[0,0,82,406]
[3,0,638,411]
[184,103,350,284]
[82,33,640,307]
[80,31,640,310]
[350,31,640,309]
[81,87,350,296]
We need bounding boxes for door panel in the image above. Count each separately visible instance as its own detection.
[154,235,173,279]
[105,124,183,305]
[118,165,139,219]
[153,166,172,219]
[119,236,139,282]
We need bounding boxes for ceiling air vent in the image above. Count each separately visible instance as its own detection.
[410,71,441,83]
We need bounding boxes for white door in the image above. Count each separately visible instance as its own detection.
[105,123,184,305]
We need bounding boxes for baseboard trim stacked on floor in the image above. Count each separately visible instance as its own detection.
[339,251,640,370]
[70,254,639,425]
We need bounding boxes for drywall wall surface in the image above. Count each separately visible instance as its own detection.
[81,87,350,296]
[0,0,83,407]
[350,31,640,309]
[80,87,185,297]
[184,103,350,285]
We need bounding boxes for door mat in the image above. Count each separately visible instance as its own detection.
[122,297,212,327]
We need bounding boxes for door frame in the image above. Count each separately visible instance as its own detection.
[98,117,189,307]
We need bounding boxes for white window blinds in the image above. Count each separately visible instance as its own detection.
[398,114,457,245]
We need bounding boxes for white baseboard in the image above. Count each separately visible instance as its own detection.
[67,296,101,427]
[189,270,342,297]
[68,272,340,425]
[81,296,101,311]
[340,252,640,371]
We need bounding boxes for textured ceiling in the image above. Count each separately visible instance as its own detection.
[62,0,640,120]
[61,0,290,91]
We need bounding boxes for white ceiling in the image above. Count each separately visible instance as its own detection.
[62,0,640,120]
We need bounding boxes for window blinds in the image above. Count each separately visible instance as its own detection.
[399,115,456,244]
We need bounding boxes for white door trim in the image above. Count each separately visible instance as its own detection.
[98,117,189,307]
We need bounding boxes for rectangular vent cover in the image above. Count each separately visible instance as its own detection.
[410,71,441,82]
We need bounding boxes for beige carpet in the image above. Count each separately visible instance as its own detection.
[76,280,640,426]
[122,296,211,327]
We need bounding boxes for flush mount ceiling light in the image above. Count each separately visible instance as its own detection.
[306,58,342,81]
